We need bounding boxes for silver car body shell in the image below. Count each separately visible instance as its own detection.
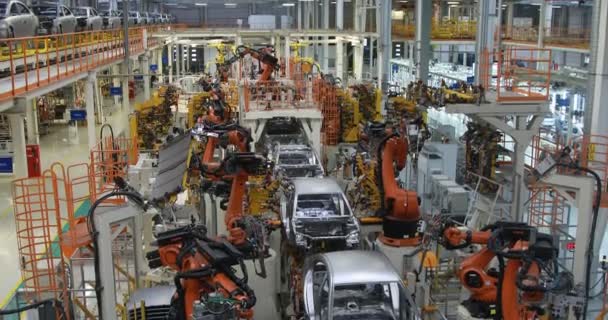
[31,4,77,34]
[73,6,102,30]
[0,0,39,38]
[281,178,360,249]
[303,250,422,320]
[101,10,121,29]
[273,144,324,178]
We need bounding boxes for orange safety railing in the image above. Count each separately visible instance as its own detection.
[0,25,177,102]
[89,136,138,204]
[495,47,551,102]
[577,135,608,207]
[59,163,94,259]
[313,77,339,145]
[12,171,71,319]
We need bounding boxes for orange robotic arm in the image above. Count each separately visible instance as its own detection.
[146,225,256,319]
[378,122,422,247]
[228,45,279,81]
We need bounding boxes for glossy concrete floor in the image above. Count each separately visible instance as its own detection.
[0,92,145,308]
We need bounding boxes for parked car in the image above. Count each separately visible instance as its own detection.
[128,11,141,25]
[150,12,162,24]
[100,9,121,29]
[72,6,102,31]
[303,251,421,320]
[139,11,149,25]
[31,4,76,34]
[161,13,171,24]
[0,0,39,38]
[280,178,360,251]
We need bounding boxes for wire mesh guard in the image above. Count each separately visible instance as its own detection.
[12,171,71,320]
[89,136,139,205]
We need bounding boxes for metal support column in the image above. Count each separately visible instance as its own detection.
[157,47,163,83]
[20,98,38,145]
[506,3,514,37]
[121,60,130,111]
[336,38,344,83]
[142,51,150,100]
[415,0,431,84]
[8,113,27,178]
[322,0,329,72]
[474,0,496,84]
[380,0,391,88]
[586,0,608,136]
[176,44,181,81]
[285,35,291,78]
[168,44,173,83]
[86,71,97,151]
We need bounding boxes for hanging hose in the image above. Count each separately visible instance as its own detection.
[87,190,145,320]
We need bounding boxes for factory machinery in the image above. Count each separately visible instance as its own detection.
[8,38,606,320]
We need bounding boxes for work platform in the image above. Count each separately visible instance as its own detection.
[0,26,174,113]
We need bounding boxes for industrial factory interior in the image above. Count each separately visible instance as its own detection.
[1,0,608,319]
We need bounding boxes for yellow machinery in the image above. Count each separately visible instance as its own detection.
[186,92,213,128]
[339,85,383,143]
[246,175,280,217]
[289,41,320,76]
[347,153,381,217]
[131,86,179,150]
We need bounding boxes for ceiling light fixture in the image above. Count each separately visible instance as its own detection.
[225,3,237,7]
[194,3,207,6]
[283,2,296,6]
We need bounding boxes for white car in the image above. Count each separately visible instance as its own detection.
[72,6,102,31]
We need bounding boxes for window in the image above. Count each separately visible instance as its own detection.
[91,8,98,16]
[63,7,72,16]
[296,193,351,218]
[9,3,20,15]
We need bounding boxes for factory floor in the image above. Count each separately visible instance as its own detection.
[0,93,144,309]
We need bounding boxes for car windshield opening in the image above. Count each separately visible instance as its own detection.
[32,6,56,15]
[296,193,349,217]
[331,283,403,320]
[72,8,87,15]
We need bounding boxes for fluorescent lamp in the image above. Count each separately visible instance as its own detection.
[195,3,207,6]
[283,2,295,6]
[225,3,237,7]
[447,1,460,4]
[165,3,177,6]
[299,0,314,2]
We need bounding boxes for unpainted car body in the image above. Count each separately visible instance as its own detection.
[128,11,141,25]
[273,144,324,178]
[31,4,76,34]
[100,9,121,29]
[139,11,149,25]
[281,178,360,251]
[72,6,102,31]
[0,0,39,38]
[303,251,422,320]
[257,117,309,154]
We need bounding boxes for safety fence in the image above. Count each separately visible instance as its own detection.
[12,171,71,320]
[9,132,141,318]
[0,25,179,102]
[477,47,552,102]
[89,136,139,205]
